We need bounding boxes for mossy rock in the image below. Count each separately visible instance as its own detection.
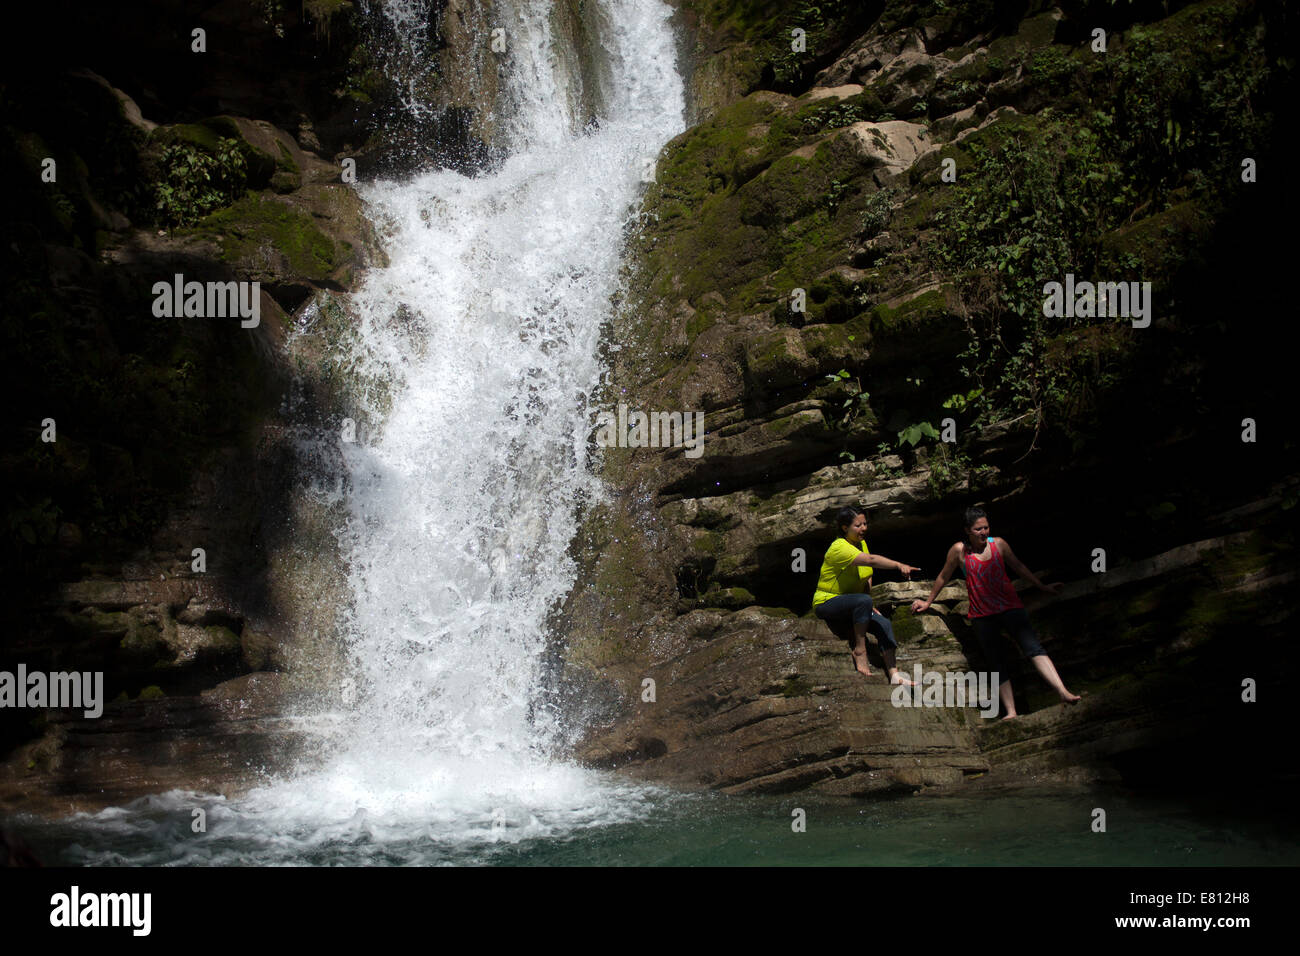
[200,625,244,658]
[1098,200,1211,281]
[890,606,925,643]
[189,195,339,284]
[201,116,300,189]
[870,288,950,338]
[781,676,814,697]
[63,608,130,638]
[164,123,223,154]
[137,685,165,701]
[697,586,756,610]
[119,621,168,661]
[802,313,871,365]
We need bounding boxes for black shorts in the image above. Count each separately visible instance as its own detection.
[969,608,1045,681]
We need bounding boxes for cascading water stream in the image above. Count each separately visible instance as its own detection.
[254,0,684,842]
[284,0,683,830]
[38,0,686,865]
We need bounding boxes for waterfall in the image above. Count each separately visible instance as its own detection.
[233,0,686,852]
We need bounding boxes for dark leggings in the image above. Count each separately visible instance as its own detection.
[814,593,897,649]
[969,608,1045,683]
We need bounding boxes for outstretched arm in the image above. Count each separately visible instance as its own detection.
[911,544,961,612]
[999,539,1062,594]
[850,552,919,578]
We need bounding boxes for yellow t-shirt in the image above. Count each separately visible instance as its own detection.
[812,537,872,607]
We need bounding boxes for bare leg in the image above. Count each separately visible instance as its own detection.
[1030,654,1080,703]
[850,620,872,677]
[999,680,1017,720]
[880,645,915,686]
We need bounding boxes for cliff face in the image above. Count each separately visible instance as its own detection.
[559,0,1299,792]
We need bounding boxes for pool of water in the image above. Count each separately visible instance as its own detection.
[14,781,1299,867]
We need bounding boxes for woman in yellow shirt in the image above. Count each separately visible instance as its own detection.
[813,507,919,683]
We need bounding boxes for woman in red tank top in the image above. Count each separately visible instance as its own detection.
[962,534,1024,618]
[910,507,1080,719]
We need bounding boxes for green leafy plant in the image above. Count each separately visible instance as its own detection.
[802,101,876,132]
[926,446,970,498]
[897,420,940,447]
[823,368,871,429]
[860,186,896,239]
[154,138,248,227]
[826,178,851,214]
[942,388,983,413]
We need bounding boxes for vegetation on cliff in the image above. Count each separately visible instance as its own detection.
[563,0,1298,792]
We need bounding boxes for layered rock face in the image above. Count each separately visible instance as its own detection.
[561,0,1298,792]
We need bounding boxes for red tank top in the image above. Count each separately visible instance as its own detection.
[963,538,1024,618]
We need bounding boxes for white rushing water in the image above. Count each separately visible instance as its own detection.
[267,0,683,844]
[51,0,686,864]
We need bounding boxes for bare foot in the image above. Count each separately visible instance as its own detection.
[890,671,916,687]
[851,652,872,677]
[1060,690,1081,704]
[1000,713,1018,722]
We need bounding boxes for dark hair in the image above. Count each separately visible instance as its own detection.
[963,506,987,530]
[835,506,864,534]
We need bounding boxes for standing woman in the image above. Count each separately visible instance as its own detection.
[911,507,1080,718]
[813,506,920,684]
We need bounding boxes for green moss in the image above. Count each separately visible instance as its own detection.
[803,313,870,364]
[202,625,243,653]
[192,195,338,279]
[890,607,924,643]
[752,487,799,516]
[768,413,805,436]
[698,586,756,610]
[781,676,813,697]
[1214,533,1276,583]
[694,530,727,556]
[679,0,869,91]
[870,289,948,334]
[685,310,717,340]
[120,621,166,658]
[746,330,793,377]
[137,685,165,700]
[67,609,129,636]
[167,123,222,153]
[1098,201,1211,278]
[1016,11,1061,48]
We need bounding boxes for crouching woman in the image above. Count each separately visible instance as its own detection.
[812,506,919,684]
